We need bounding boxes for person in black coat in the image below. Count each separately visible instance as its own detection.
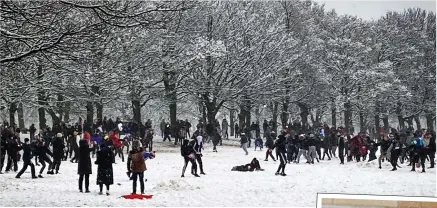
[5,132,20,172]
[338,133,345,164]
[78,139,93,193]
[51,133,65,174]
[428,132,436,169]
[16,138,37,179]
[269,131,287,176]
[264,132,276,161]
[180,138,199,178]
[34,140,54,177]
[95,144,114,195]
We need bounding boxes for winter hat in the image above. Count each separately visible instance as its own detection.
[57,133,63,138]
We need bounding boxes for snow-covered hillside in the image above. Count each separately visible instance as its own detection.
[0,137,435,207]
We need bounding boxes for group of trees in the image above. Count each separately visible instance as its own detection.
[1,0,435,137]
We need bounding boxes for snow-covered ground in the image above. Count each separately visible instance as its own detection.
[0,136,435,207]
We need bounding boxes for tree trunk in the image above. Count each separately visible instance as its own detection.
[298,103,309,132]
[17,103,25,129]
[239,103,251,129]
[343,101,353,135]
[85,101,94,133]
[272,101,279,134]
[331,97,336,128]
[382,116,389,134]
[96,102,103,123]
[9,102,17,127]
[281,98,289,129]
[56,94,64,122]
[132,100,141,124]
[414,115,421,130]
[64,102,70,123]
[230,109,235,136]
[374,103,380,140]
[359,110,366,133]
[426,113,434,131]
[396,102,404,129]
[37,65,46,130]
[406,117,414,129]
[255,105,260,124]
[201,103,207,132]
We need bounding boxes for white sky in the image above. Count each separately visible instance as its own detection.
[315,0,436,20]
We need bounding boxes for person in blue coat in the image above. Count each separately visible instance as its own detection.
[410,133,426,172]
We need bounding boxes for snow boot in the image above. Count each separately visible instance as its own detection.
[32,176,38,179]
[47,170,54,175]
[106,191,110,196]
[38,174,43,178]
[85,190,90,193]
[280,172,287,176]
[275,172,279,176]
[98,192,103,195]
[181,175,184,178]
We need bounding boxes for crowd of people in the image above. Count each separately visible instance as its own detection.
[0,117,435,195]
[0,118,156,195]
[235,122,436,175]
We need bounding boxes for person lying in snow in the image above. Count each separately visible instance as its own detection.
[231,158,264,172]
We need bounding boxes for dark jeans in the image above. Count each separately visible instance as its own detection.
[339,150,344,164]
[265,150,275,161]
[163,134,171,142]
[196,154,204,173]
[182,156,197,176]
[79,174,90,191]
[16,160,36,178]
[99,184,110,192]
[131,171,144,194]
[6,154,18,172]
[0,152,6,171]
[390,150,400,169]
[39,156,53,174]
[51,158,62,172]
[429,151,435,168]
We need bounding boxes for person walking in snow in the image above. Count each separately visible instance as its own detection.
[51,133,65,174]
[194,135,205,175]
[240,133,249,155]
[296,135,309,164]
[128,141,148,194]
[307,133,319,164]
[16,138,37,179]
[222,118,229,140]
[95,143,114,195]
[338,133,345,164]
[387,133,402,171]
[180,138,199,178]
[270,131,287,176]
[78,139,93,193]
[410,133,426,173]
[35,139,54,177]
[264,132,276,161]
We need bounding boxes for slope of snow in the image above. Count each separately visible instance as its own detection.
[0,137,435,207]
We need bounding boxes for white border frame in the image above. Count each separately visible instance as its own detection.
[317,193,437,208]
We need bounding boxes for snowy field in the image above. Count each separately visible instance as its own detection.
[0,136,435,207]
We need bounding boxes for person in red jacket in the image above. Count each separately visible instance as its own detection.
[109,130,124,162]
